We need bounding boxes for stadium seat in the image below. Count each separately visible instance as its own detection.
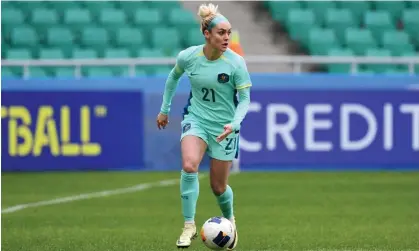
[51,67,76,78]
[46,28,74,49]
[324,8,356,44]
[364,48,394,73]
[302,1,336,25]
[46,1,80,14]
[13,1,47,15]
[151,27,181,54]
[72,48,98,59]
[1,8,25,26]
[80,27,109,52]
[287,9,317,47]
[63,8,92,32]
[38,48,65,59]
[98,8,127,31]
[185,29,205,47]
[402,10,419,40]
[116,1,147,18]
[266,1,302,23]
[308,28,339,55]
[103,48,131,58]
[6,48,32,59]
[382,30,415,56]
[137,48,166,58]
[82,67,114,77]
[2,67,17,78]
[327,48,355,73]
[373,1,406,22]
[29,66,49,78]
[133,9,162,28]
[10,26,39,47]
[336,1,371,23]
[31,8,59,28]
[81,1,116,16]
[115,28,145,55]
[363,11,395,42]
[345,28,376,56]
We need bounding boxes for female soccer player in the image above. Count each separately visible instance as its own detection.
[156,3,252,250]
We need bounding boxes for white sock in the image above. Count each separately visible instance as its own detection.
[185,220,195,225]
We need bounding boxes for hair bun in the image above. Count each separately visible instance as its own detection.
[198,3,219,20]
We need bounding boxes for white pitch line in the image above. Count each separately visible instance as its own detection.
[2,174,207,214]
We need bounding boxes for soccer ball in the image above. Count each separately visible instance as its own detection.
[200,216,235,250]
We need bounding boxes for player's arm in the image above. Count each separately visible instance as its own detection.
[231,58,252,131]
[159,52,186,115]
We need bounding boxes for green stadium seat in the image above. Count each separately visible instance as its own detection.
[13,1,46,15]
[38,48,65,59]
[115,28,145,55]
[46,28,74,47]
[308,28,339,55]
[1,8,25,26]
[99,9,127,31]
[29,67,49,78]
[337,1,371,24]
[287,9,317,47]
[51,67,76,78]
[266,1,302,23]
[402,10,419,40]
[151,27,181,53]
[2,67,17,78]
[104,48,130,58]
[31,8,59,28]
[133,9,162,28]
[382,30,414,56]
[327,48,355,73]
[46,2,81,15]
[364,48,394,73]
[324,8,355,44]
[81,1,116,16]
[153,66,173,76]
[137,48,166,58]
[10,26,38,47]
[185,29,205,47]
[168,8,198,32]
[408,1,419,9]
[63,8,92,32]
[6,48,32,59]
[147,1,180,12]
[82,67,114,78]
[345,28,376,55]
[302,1,336,25]
[373,1,406,22]
[116,1,148,18]
[80,27,109,50]
[364,11,395,42]
[72,48,98,59]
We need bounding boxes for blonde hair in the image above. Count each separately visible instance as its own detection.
[197,3,221,34]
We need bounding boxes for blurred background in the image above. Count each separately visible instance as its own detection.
[1,1,419,250]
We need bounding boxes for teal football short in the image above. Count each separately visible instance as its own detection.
[180,114,239,161]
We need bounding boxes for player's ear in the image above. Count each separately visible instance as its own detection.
[204,29,211,39]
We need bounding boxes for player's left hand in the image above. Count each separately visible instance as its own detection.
[216,124,233,142]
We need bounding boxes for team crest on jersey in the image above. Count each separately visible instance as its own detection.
[183,123,191,133]
[217,73,229,84]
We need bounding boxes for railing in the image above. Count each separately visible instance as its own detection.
[2,55,419,78]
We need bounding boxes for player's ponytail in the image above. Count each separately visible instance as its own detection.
[198,3,223,34]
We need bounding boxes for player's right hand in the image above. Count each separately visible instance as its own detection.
[156,113,169,130]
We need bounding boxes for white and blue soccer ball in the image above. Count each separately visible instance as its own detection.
[200,216,235,250]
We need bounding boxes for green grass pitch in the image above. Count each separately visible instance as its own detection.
[2,171,419,251]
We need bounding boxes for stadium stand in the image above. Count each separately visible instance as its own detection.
[263,1,419,73]
[1,0,204,77]
[2,1,418,78]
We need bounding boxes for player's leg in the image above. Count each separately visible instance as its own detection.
[177,119,208,248]
[207,135,239,250]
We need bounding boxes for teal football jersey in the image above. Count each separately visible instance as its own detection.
[175,45,252,136]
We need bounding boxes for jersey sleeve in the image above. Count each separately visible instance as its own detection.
[159,50,187,115]
[233,57,252,90]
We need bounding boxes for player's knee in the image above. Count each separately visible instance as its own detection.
[182,161,198,173]
[211,183,227,196]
